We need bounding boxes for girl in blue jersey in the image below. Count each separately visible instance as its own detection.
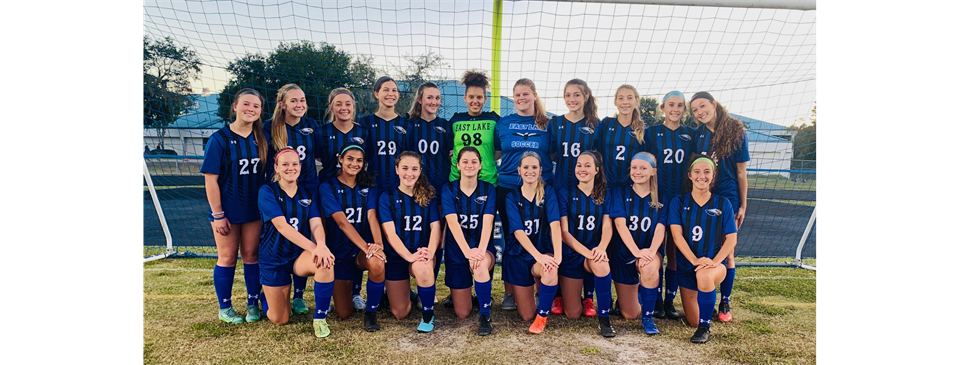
[689,92,749,323]
[378,151,442,333]
[406,82,452,298]
[600,84,648,190]
[317,144,389,332]
[263,83,323,316]
[495,78,553,311]
[609,152,667,335]
[318,88,371,184]
[361,76,410,190]
[668,154,738,343]
[501,152,562,334]
[320,88,372,310]
[548,78,603,317]
[644,90,696,320]
[201,88,269,324]
[558,151,616,337]
[441,147,497,335]
[258,148,336,338]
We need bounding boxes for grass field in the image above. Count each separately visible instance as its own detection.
[144,259,815,365]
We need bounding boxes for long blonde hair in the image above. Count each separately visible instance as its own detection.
[514,78,549,130]
[325,88,356,123]
[615,84,645,145]
[632,152,663,209]
[269,84,304,152]
[519,151,547,206]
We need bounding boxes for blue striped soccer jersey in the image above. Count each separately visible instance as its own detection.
[559,186,610,256]
[503,185,562,260]
[378,188,441,262]
[201,126,266,224]
[359,114,411,190]
[317,178,379,260]
[693,125,750,211]
[263,117,323,190]
[598,117,647,189]
[608,187,667,264]
[644,124,696,203]
[317,121,370,183]
[667,193,737,274]
[257,182,322,267]
[548,115,601,194]
[440,180,497,265]
[407,116,453,190]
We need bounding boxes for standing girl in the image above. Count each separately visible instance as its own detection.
[201,88,269,324]
[406,82,452,296]
[317,145,388,332]
[558,151,616,337]
[600,85,648,190]
[318,88,372,310]
[378,152,442,333]
[360,76,410,190]
[644,90,696,320]
[501,152,563,334]
[257,148,336,338]
[494,78,552,311]
[547,78,602,316]
[689,92,749,323]
[449,70,500,185]
[668,154,738,343]
[263,83,323,315]
[441,147,497,335]
[609,152,667,335]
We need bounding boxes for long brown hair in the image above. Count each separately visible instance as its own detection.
[230,88,268,165]
[396,151,436,207]
[704,101,746,159]
[615,84,645,145]
[270,83,304,152]
[513,78,549,130]
[578,151,607,205]
[407,82,440,120]
[565,78,599,128]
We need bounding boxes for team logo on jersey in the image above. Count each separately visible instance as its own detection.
[475,195,488,204]
[434,126,447,134]
[706,208,722,216]
[627,129,636,137]
[359,188,370,197]
[657,132,665,137]
[230,140,237,144]
[626,198,633,202]
[298,199,312,207]
[679,134,692,141]
[579,126,595,134]
[299,127,314,135]
[350,137,365,144]
[393,126,408,134]
[513,132,539,140]
[683,206,691,211]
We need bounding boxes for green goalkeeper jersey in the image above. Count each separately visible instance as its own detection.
[449,111,500,185]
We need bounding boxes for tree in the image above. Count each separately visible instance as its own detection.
[790,102,816,171]
[144,35,201,151]
[390,50,447,116]
[217,40,380,123]
[638,96,660,126]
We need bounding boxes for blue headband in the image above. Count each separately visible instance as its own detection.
[662,91,685,104]
[632,152,657,169]
[340,144,365,155]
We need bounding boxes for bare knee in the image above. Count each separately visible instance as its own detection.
[455,307,471,319]
[336,306,353,319]
[565,307,582,319]
[268,312,289,325]
[392,304,410,320]
[623,311,639,320]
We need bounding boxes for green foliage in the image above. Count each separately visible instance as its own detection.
[579,347,601,356]
[143,35,201,150]
[217,40,380,123]
[638,96,659,126]
[390,50,447,117]
[793,102,817,164]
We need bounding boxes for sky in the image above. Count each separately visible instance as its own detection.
[143,0,816,126]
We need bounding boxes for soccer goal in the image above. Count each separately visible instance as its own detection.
[143,0,816,268]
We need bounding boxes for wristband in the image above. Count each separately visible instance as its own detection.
[213,216,225,221]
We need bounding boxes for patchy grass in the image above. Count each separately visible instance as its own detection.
[145,259,815,365]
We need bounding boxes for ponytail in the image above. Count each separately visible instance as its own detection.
[616,84,645,145]
[270,83,303,152]
[231,88,268,168]
[514,78,549,130]
[565,79,599,128]
[407,82,440,120]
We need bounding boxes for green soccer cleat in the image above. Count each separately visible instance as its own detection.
[245,305,262,322]
[314,318,331,339]
[292,298,309,314]
[218,308,244,324]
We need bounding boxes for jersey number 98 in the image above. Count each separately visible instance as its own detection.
[461,133,483,146]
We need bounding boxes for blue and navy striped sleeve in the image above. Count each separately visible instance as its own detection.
[200,133,224,175]
[667,196,682,227]
[318,182,341,218]
[428,198,441,224]
[258,185,283,222]
[609,188,626,219]
[557,187,570,219]
[544,186,561,224]
[309,197,322,220]
[736,133,750,163]
[505,191,525,234]
[440,183,456,217]
[378,190,394,224]
[721,197,737,235]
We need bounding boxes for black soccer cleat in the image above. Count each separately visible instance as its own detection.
[364,311,380,332]
[598,316,617,338]
[691,325,711,343]
[478,314,493,336]
[653,300,666,319]
[663,301,682,320]
[441,295,454,308]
